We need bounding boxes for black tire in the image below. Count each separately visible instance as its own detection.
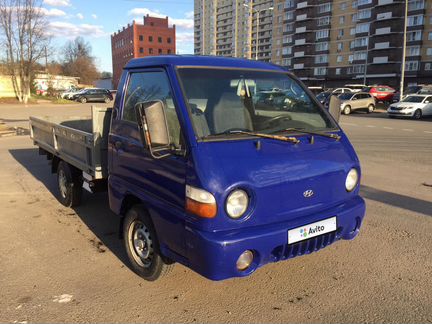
[80,97,87,104]
[123,205,174,281]
[343,105,351,115]
[413,109,422,120]
[367,104,375,113]
[104,96,111,103]
[57,161,82,207]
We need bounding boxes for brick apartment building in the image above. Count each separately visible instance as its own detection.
[195,0,432,89]
[111,15,176,89]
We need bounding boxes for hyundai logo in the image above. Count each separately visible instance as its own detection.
[303,189,314,198]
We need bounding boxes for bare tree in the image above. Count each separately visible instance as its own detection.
[0,0,49,103]
[62,37,99,85]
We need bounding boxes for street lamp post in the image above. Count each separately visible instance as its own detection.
[244,4,273,60]
[400,0,408,97]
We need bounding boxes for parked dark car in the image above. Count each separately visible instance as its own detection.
[392,85,432,103]
[72,88,113,103]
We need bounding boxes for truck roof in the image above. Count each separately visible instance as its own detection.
[124,55,287,72]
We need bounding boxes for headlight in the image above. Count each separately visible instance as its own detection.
[345,168,359,192]
[402,106,413,110]
[226,189,249,219]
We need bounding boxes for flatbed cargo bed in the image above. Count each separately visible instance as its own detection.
[29,106,112,179]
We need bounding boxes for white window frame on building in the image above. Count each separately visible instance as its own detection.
[316,29,329,40]
[407,15,424,27]
[355,22,370,34]
[318,3,332,14]
[408,0,424,11]
[314,67,327,76]
[315,55,329,64]
[315,42,329,51]
[407,46,420,56]
[407,30,422,41]
[318,16,330,26]
[405,61,419,71]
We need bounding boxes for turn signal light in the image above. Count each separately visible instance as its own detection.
[185,185,217,218]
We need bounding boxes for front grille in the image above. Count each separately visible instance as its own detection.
[390,107,403,111]
[270,231,338,262]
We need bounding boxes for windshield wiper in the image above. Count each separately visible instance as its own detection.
[275,128,341,141]
[208,130,300,144]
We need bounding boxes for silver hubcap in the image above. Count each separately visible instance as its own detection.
[58,169,68,198]
[344,107,350,114]
[369,106,374,112]
[128,220,153,268]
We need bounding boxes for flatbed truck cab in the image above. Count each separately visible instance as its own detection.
[31,56,366,281]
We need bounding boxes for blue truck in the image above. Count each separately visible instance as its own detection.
[30,56,365,281]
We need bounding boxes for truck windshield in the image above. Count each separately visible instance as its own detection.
[177,68,337,139]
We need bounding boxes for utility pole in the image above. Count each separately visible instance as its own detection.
[363,25,371,85]
[256,9,260,60]
[400,0,408,96]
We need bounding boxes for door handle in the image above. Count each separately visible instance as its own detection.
[114,141,123,150]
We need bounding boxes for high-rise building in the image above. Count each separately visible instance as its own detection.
[111,15,176,89]
[194,0,274,61]
[195,0,432,88]
[272,0,432,87]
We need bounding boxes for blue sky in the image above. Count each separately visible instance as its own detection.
[42,0,194,73]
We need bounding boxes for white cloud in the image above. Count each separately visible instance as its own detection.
[176,32,194,54]
[91,14,97,19]
[170,18,193,29]
[176,32,193,43]
[185,11,194,19]
[48,21,106,38]
[43,0,71,7]
[76,13,83,20]
[128,8,193,30]
[40,8,66,17]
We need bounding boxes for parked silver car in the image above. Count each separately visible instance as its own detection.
[387,94,432,119]
[339,92,376,115]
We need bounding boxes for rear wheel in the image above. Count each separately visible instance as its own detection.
[80,97,87,104]
[343,105,351,115]
[104,96,111,103]
[367,104,375,113]
[57,161,82,207]
[123,205,174,281]
[413,109,422,120]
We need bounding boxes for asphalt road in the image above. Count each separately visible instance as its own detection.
[0,104,431,323]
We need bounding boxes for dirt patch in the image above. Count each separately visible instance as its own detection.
[0,123,30,137]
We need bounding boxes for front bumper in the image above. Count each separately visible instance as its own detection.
[184,196,366,281]
[387,109,414,116]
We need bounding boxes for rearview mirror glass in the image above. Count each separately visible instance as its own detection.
[135,100,171,159]
[328,95,341,123]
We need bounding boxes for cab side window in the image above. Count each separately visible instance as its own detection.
[122,71,181,147]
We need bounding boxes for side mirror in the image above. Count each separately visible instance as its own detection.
[135,100,171,159]
[328,95,341,123]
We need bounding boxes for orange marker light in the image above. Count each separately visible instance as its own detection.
[186,198,217,218]
[185,185,217,218]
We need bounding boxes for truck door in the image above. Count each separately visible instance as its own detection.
[110,69,187,256]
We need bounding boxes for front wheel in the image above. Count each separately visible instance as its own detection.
[123,205,174,281]
[57,161,82,207]
[343,105,351,115]
[367,104,375,113]
[104,96,111,103]
[413,109,422,120]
